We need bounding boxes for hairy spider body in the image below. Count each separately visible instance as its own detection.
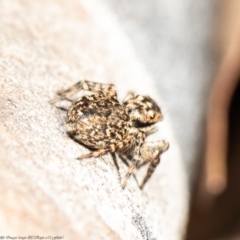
[66,94,138,154]
[50,80,169,189]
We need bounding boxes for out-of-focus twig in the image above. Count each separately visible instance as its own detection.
[205,0,240,195]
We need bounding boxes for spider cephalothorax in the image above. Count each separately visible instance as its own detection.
[123,95,163,127]
[50,80,169,189]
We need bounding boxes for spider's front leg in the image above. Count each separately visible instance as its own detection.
[139,156,160,190]
[50,80,117,104]
[140,125,158,136]
[121,131,146,188]
[121,140,169,189]
[121,160,139,189]
[139,140,169,189]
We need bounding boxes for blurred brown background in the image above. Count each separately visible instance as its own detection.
[186,0,240,238]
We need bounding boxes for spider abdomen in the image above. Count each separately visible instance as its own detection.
[66,94,131,149]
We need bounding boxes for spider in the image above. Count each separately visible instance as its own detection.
[50,80,169,189]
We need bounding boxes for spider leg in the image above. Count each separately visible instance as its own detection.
[118,154,130,167]
[110,153,122,181]
[77,143,118,160]
[132,131,146,161]
[119,131,145,188]
[122,90,136,102]
[55,106,69,111]
[140,140,169,160]
[118,154,140,186]
[139,140,169,189]
[49,95,74,105]
[136,160,148,169]
[50,80,117,104]
[122,160,139,189]
[77,148,110,160]
[156,140,169,153]
[110,153,120,171]
[139,125,158,136]
[139,156,160,190]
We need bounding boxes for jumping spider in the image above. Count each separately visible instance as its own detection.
[50,80,169,189]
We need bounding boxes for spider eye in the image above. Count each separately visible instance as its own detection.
[150,114,155,119]
[127,109,132,114]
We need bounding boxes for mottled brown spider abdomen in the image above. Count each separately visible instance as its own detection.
[66,94,131,150]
